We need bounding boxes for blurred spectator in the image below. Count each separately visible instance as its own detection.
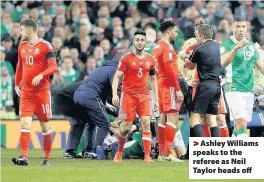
[251,3,264,43]
[215,29,228,43]
[100,39,114,60]
[59,46,70,64]
[70,48,85,72]
[2,12,13,35]
[51,70,64,96]
[61,56,80,85]
[79,36,94,63]
[55,14,66,27]
[29,8,40,22]
[52,37,63,58]
[218,19,231,35]
[1,35,17,71]
[234,0,254,21]
[42,14,54,42]
[124,17,137,40]
[37,26,46,39]
[54,26,65,40]
[93,46,105,67]
[112,25,124,46]
[9,22,20,48]
[98,5,110,18]
[81,56,97,80]
[63,25,81,52]
[91,27,105,46]
[0,66,14,113]
[0,48,14,77]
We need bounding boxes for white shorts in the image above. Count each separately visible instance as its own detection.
[225,92,254,122]
[172,129,185,149]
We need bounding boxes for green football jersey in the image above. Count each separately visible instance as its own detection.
[220,36,260,92]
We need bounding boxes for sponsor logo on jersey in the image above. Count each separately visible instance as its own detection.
[132,62,136,65]
[34,48,40,54]
[22,49,25,53]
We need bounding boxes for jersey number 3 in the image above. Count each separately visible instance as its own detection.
[138,68,143,77]
[26,56,34,65]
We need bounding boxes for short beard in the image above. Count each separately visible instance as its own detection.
[135,47,144,52]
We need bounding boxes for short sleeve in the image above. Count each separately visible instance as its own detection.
[44,41,56,61]
[189,46,199,64]
[220,41,232,56]
[117,56,127,72]
[149,58,156,76]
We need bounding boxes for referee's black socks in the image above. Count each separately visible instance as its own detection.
[192,124,204,137]
[210,126,219,137]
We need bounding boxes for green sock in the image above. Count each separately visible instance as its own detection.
[236,128,247,136]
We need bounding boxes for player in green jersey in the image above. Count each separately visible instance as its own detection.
[220,17,264,137]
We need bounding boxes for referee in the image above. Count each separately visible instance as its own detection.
[184,24,221,137]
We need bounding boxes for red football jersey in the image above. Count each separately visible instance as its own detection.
[185,44,199,81]
[117,51,155,93]
[152,40,180,89]
[15,38,57,91]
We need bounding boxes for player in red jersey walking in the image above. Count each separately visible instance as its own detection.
[12,19,58,166]
[152,21,184,162]
[112,30,158,163]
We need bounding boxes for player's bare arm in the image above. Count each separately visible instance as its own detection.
[112,70,123,107]
[221,39,247,67]
[15,46,23,96]
[150,74,159,110]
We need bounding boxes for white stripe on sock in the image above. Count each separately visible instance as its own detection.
[21,129,30,133]
[142,137,152,141]
[42,129,51,136]
[158,123,165,128]
[166,122,176,128]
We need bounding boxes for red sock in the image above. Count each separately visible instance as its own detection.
[165,122,176,156]
[219,127,229,137]
[43,130,52,160]
[20,129,31,158]
[203,123,211,137]
[158,124,165,156]
[117,134,127,153]
[142,132,152,158]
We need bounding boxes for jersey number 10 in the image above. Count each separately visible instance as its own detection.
[26,56,34,65]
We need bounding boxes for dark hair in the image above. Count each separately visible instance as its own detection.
[234,17,246,22]
[63,56,73,62]
[20,19,38,31]
[198,24,213,39]
[217,29,227,34]
[159,20,176,33]
[134,29,146,37]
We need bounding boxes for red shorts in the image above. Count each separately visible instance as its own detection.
[20,90,52,121]
[192,86,226,114]
[158,86,182,114]
[119,92,151,122]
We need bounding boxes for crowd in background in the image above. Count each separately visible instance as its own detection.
[1,0,264,119]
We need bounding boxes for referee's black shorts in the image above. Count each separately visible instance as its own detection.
[191,80,221,115]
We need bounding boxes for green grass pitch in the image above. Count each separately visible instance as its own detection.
[1,149,262,182]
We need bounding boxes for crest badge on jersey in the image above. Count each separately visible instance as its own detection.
[146,62,150,67]
[34,48,40,54]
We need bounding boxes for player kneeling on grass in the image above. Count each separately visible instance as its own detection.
[12,19,58,166]
[112,30,158,163]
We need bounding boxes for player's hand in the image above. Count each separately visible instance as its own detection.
[176,90,184,103]
[106,102,117,113]
[32,74,43,86]
[112,94,120,107]
[15,86,21,97]
[186,78,198,87]
[235,39,247,50]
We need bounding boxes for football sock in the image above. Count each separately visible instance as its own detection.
[192,124,204,137]
[117,134,127,153]
[142,132,152,158]
[219,125,229,137]
[203,123,211,137]
[20,129,31,158]
[43,129,52,160]
[210,126,219,137]
[165,122,176,156]
[157,124,165,156]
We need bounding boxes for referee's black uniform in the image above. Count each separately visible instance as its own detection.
[190,40,221,115]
